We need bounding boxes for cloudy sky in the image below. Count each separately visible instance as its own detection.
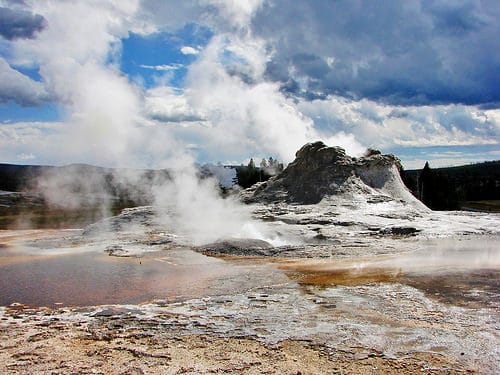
[0,0,499,169]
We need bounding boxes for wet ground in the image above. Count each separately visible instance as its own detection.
[279,237,500,308]
[0,229,499,373]
[1,230,498,310]
[0,230,286,307]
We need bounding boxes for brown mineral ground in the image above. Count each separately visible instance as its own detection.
[0,306,475,375]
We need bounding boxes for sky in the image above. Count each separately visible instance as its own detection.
[0,0,499,170]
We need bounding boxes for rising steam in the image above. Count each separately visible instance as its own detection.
[17,1,363,244]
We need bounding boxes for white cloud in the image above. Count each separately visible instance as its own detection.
[140,63,184,71]
[15,1,138,67]
[136,0,206,33]
[0,121,64,164]
[1,0,200,169]
[6,1,154,167]
[144,86,205,123]
[402,157,492,170]
[174,33,364,161]
[180,45,199,55]
[298,97,500,152]
[17,152,35,160]
[201,0,264,30]
[137,0,262,34]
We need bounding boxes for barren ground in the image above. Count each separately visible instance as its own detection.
[0,304,477,375]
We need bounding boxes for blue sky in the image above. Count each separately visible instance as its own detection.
[0,0,498,169]
[120,24,212,89]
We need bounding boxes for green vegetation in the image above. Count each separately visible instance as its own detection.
[234,157,284,188]
[459,200,500,213]
[402,160,500,211]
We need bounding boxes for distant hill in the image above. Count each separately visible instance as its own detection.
[0,163,46,192]
[401,160,500,210]
[0,163,171,229]
[2,158,499,213]
[0,162,236,205]
[0,163,171,204]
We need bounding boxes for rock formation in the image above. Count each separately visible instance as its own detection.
[199,238,273,256]
[242,141,428,210]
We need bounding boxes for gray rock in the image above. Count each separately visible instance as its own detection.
[242,141,428,211]
[378,226,421,236]
[199,238,273,256]
[104,245,142,257]
[82,206,156,237]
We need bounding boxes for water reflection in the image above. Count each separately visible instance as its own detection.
[280,237,500,307]
[0,233,283,307]
[1,231,498,309]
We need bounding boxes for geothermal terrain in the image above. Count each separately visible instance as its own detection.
[0,142,499,374]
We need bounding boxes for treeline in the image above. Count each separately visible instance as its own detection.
[402,160,500,210]
[234,157,284,188]
[0,163,44,191]
[0,163,170,206]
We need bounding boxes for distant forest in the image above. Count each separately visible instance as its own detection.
[0,163,170,207]
[0,163,45,192]
[233,157,284,188]
[401,160,500,210]
[1,159,499,212]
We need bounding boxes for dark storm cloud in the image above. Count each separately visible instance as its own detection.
[252,0,500,107]
[0,7,47,40]
[0,58,49,106]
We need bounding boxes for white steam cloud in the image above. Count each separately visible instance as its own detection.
[147,33,365,162]
[152,169,250,245]
[6,0,305,244]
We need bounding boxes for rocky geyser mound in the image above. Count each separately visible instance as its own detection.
[242,141,427,210]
